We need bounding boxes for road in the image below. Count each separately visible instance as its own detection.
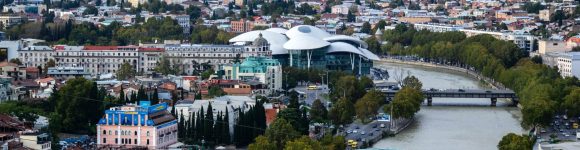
[293,85,330,107]
[538,115,579,143]
[343,120,391,148]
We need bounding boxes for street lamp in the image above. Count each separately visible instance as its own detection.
[201,139,205,150]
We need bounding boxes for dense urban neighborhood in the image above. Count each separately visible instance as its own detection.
[0,0,580,149]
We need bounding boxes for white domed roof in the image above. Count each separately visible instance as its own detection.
[326,42,364,56]
[229,30,289,55]
[286,25,332,39]
[358,48,380,60]
[265,28,289,35]
[283,35,331,50]
[323,35,368,49]
[325,42,380,61]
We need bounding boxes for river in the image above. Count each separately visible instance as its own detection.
[372,61,526,150]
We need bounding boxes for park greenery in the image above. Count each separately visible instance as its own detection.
[497,133,534,150]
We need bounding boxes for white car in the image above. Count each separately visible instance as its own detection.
[353,130,358,133]
[361,131,366,135]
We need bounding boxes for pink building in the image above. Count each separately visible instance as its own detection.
[96,101,178,149]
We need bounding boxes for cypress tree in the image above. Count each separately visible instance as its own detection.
[255,101,266,135]
[178,110,184,139]
[119,85,125,103]
[204,103,214,144]
[137,85,145,101]
[197,107,204,143]
[152,88,159,104]
[300,107,309,135]
[214,112,223,144]
[224,107,231,144]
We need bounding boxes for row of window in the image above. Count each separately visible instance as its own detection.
[102,138,149,145]
[102,130,150,136]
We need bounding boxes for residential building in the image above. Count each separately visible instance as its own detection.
[97,101,178,149]
[538,39,571,54]
[0,76,12,102]
[539,9,552,21]
[230,19,254,33]
[20,132,51,150]
[220,56,283,93]
[331,4,350,15]
[18,45,54,68]
[46,67,91,79]
[414,23,464,32]
[557,52,580,78]
[0,62,25,80]
[0,15,25,29]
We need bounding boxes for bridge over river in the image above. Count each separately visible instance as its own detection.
[381,89,518,106]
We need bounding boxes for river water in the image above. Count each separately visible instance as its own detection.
[372,62,526,150]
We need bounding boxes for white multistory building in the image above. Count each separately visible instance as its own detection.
[413,23,536,52]
[557,52,580,78]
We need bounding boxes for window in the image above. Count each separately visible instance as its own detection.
[147,139,149,145]
[129,139,131,144]
[115,138,118,144]
[135,131,137,135]
[135,139,137,144]
[147,131,150,136]
[103,130,106,135]
[103,138,106,144]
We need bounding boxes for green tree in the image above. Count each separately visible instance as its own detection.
[9,58,22,65]
[264,118,300,149]
[328,97,355,125]
[331,76,365,103]
[309,99,327,123]
[360,22,371,34]
[248,136,277,150]
[201,68,215,80]
[116,62,136,80]
[384,87,423,119]
[402,75,422,90]
[155,55,176,75]
[355,95,380,123]
[207,86,225,98]
[52,78,103,133]
[497,133,533,150]
[563,88,580,118]
[347,10,355,22]
[319,135,346,150]
[284,136,323,150]
[521,98,555,128]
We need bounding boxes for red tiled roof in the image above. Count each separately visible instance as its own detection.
[183,76,199,81]
[24,67,39,73]
[223,88,251,95]
[0,61,18,67]
[0,114,26,131]
[138,47,164,52]
[54,45,65,50]
[35,77,55,83]
[265,109,278,125]
[83,46,118,50]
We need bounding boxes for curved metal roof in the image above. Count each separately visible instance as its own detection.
[325,42,364,56]
[358,48,380,61]
[283,35,331,50]
[265,28,289,35]
[229,30,289,55]
[286,25,332,39]
[325,42,380,61]
[323,35,368,49]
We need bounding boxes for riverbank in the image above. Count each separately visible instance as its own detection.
[376,58,506,90]
[370,60,526,149]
